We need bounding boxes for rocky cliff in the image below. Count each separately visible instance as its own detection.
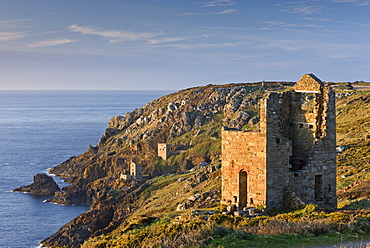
[39,82,292,247]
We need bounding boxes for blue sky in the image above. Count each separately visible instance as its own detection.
[1,0,370,90]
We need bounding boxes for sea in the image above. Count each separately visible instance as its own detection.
[0,90,172,248]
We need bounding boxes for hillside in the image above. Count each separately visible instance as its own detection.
[336,90,370,207]
[37,83,370,247]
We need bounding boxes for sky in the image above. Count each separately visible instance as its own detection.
[1,0,370,90]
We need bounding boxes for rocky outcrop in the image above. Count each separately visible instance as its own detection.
[13,174,60,195]
[41,179,149,248]
[42,195,117,247]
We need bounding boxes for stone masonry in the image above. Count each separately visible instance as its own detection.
[221,74,337,210]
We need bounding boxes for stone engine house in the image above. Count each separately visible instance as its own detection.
[221,74,337,210]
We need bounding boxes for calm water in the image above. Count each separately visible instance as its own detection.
[0,90,171,248]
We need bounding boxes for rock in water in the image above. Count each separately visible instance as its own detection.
[13,173,60,195]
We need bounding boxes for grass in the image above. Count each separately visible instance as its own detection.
[207,232,370,248]
[336,91,370,192]
[338,199,370,210]
[83,204,370,248]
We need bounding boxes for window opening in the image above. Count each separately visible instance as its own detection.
[239,170,247,209]
[315,175,323,200]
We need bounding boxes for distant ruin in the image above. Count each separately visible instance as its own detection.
[158,143,170,160]
[221,74,337,210]
[120,161,142,180]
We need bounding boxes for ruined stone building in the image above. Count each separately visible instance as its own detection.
[158,143,170,160]
[120,161,142,180]
[221,74,337,210]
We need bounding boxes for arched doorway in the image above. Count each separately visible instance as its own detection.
[239,170,247,209]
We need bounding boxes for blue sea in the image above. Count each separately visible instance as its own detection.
[0,90,172,248]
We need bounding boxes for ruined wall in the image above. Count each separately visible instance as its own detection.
[130,162,143,180]
[120,161,143,181]
[287,76,336,208]
[221,130,267,209]
[289,85,337,208]
[261,93,293,209]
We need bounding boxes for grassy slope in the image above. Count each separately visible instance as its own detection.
[336,90,370,209]
[83,89,370,248]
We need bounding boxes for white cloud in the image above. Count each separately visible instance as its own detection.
[176,8,239,16]
[0,19,31,29]
[302,17,370,28]
[148,37,189,44]
[0,19,31,42]
[149,34,215,45]
[256,39,305,51]
[331,0,370,6]
[198,0,237,7]
[28,39,79,48]
[280,4,323,14]
[176,12,197,16]
[329,55,349,59]
[68,24,215,47]
[0,32,29,42]
[68,24,160,43]
[262,21,325,31]
[152,42,242,50]
[45,31,60,34]
[203,26,247,30]
[213,9,240,14]
[301,17,332,21]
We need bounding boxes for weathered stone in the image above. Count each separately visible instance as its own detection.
[188,195,200,201]
[336,145,347,153]
[226,205,236,212]
[221,74,337,210]
[234,211,249,217]
[13,174,60,195]
[284,188,306,209]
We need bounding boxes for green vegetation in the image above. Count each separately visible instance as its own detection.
[82,89,370,248]
[336,91,370,198]
[84,204,370,248]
